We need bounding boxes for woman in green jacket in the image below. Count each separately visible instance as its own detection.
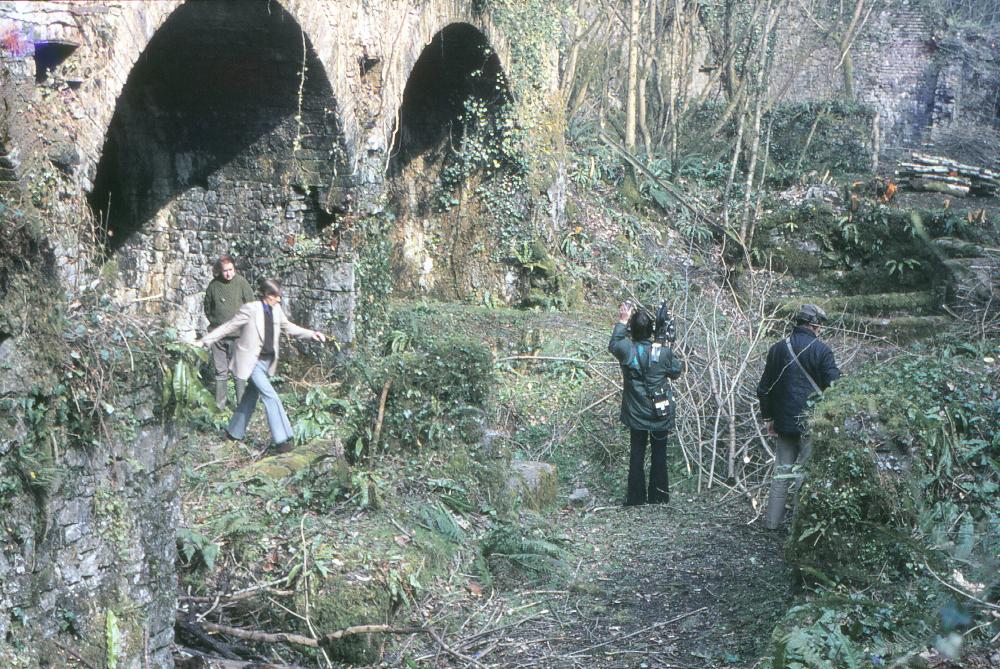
[609,302,684,505]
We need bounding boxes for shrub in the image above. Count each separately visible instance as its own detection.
[773,341,999,666]
[764,100,875,186]
[346,336,496,453]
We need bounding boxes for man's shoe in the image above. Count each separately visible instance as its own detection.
[223,431,242,442]
[272,441,294,454]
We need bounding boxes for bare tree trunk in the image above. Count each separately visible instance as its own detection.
[638,0,656,157]
[561,0,588,102]
[740,0,782,245]
[625,0,641,154]
[840,45,855,99]
[722,94,748,227]
[837,0,869,99]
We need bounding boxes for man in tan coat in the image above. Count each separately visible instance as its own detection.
[199,278,325,451]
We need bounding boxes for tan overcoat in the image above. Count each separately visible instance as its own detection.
[200,301,314,380]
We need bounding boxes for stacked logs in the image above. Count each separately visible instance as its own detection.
[895,152,1000,197]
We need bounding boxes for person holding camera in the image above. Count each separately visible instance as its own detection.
[757,303,841,529]
[609,301,684,506]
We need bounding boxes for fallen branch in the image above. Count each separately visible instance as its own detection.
[923,563,1000,612]
[598,130,719,231]
[497,355,616,365]
[576,389,618,416]
[52,641,97,669]
[371,378,392,452]
[175,648,303,669]
[565,606,708,657]
[198,621,487,668]
[179,583,294,604]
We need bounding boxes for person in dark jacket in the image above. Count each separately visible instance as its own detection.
[757,303,841,529]
[609,301,684,506]
[203,255,255,410]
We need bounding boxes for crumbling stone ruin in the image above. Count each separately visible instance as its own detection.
[0,1,544,666]
[0,0,985,666]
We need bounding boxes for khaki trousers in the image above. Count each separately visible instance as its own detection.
[212,338,246,410]
[764,433,812,529]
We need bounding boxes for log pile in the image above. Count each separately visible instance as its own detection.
[895,152,1000,197]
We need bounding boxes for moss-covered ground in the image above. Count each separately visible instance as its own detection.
[173,297,802,668]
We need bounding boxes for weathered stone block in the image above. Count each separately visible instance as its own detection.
[507,461,558,511]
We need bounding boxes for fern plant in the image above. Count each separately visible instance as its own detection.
[417,502,466,543]
[161,342,215,424]
[481,519,568,584]
[773,606,861,669]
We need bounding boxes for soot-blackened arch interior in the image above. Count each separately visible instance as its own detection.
[88,0,347,254]
[388,22,510,176]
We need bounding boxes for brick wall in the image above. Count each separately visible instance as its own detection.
[771,1,939,150]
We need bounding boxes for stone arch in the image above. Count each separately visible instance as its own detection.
[388,22,511,174]
[384,18,521,297]
[84,0,354,339]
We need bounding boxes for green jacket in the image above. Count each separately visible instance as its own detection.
[203,274,254,335]
[609,323,684,431]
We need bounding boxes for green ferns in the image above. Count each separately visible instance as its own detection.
[346,332,496,455]
[773,606,863,669]
[774,340,1000,667]
[481,515,568,586]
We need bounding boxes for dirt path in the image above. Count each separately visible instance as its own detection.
[393,493,792,669]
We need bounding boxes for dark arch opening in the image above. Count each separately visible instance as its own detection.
[386,23,524,298]
[87,0,350,332]
[388,23,512,179]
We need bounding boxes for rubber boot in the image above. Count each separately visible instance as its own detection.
[214,380,228,411]
[764,464,794,529]
[234,378,246,405]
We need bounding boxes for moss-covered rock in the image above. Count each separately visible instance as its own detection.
[243,438,347,481]
[506,460,558,511]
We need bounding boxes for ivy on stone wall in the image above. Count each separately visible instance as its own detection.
[352,212,394,346]
[472,0,568,234]
[436,93,531,249]
[473,0,563,99]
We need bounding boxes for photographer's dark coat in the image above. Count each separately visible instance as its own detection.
[609,323,684,431]
[757,325,841,436]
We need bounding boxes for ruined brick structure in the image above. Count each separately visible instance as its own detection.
[0,0,979,666]
[771,1,943,152]
[0,1,544,666]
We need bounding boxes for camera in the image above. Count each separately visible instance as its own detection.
[653,301,677,344]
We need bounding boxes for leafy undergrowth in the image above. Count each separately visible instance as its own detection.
[173,296,999,668]
[766,338,1000,669]
[173,300,794,668]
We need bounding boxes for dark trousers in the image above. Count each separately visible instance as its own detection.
[626,428,670,505]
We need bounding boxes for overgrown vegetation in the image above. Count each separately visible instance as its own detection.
[5,0,1000,666]
[764,340,1000,667]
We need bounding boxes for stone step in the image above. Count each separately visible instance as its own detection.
[845,315,954,343]
[932,237,1000,259]
[772,291,940,319]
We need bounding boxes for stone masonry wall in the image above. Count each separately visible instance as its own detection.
[0,2,543,667]
[771,1,939,150]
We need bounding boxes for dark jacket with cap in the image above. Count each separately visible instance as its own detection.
[757,325,841,436]
[609,323,684,431]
